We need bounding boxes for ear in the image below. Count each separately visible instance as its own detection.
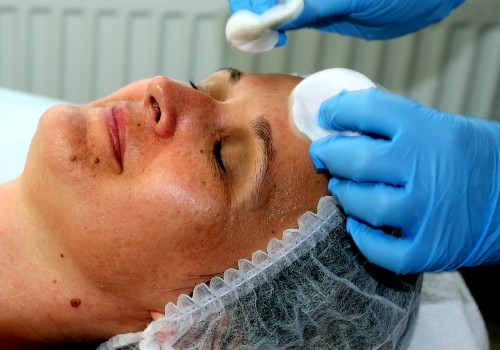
[149,310,165,321]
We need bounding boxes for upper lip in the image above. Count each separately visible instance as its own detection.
[104,102,126,171]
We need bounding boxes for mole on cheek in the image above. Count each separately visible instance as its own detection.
[93,157,100,164]
[70,298,81,307]
[69,155,77,162]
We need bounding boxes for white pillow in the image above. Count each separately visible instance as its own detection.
[0,87,66,184]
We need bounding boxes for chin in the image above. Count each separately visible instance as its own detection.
[24,104,90,185]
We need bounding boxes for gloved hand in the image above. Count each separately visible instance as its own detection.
[228,0,465,45]
[309,88,500,274]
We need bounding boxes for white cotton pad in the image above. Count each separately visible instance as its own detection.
[226,0,304,53]
[290,68,376,142]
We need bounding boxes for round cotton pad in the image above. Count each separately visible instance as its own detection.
[226,0,304,53]
[290,68,376,142]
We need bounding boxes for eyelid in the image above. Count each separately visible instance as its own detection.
[213,138,226,175]
[189,79,226,101]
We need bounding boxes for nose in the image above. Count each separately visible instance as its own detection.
[143,76,193,138]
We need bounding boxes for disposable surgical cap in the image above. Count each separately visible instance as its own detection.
[99,196,422,350]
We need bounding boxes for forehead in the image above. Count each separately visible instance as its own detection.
[206,71,304,129]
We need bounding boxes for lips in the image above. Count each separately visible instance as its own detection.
[104,103,126,171]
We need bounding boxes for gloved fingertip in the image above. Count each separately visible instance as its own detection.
[318,96,346,131]
[318,111,329,129]
[345,216,357,234]
[328,177,341,194]
[309,138,332,171]
[342,217,356,238]
[309,153,326,171]
[275,31,288,47]
[319,113,345,131]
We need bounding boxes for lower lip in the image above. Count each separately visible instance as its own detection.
[104,105,124,170]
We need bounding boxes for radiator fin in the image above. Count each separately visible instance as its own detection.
[0,0,498,120]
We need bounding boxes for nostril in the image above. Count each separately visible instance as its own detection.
[151,97,161,123]
[145,76,180,138]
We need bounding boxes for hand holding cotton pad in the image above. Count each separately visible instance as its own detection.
[226,0,304,53]
[290,68,376,142]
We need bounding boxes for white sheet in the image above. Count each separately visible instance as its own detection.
[0,87,65,184]
[408,271,489,350]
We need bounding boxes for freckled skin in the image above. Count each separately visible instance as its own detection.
[20,71,330,336]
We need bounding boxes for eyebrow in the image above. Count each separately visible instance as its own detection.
[250,117,275,199]
[216,67,243,85]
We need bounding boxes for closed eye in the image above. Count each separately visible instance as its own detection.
[213,139,226,174]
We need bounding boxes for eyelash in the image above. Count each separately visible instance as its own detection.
[189,80,199,90]
[213,139,226,174]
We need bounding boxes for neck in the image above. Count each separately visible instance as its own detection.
[0,179,150,349]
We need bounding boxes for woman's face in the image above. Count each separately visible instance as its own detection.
[22,69,329,316]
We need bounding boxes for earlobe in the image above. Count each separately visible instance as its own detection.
[149,310,165,321]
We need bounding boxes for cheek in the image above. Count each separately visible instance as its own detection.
[62,151,230,286]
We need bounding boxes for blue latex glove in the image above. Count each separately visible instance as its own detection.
[309,88,500,274]
[228,0,465,46]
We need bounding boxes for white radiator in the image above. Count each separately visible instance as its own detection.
[0,0,499,120]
